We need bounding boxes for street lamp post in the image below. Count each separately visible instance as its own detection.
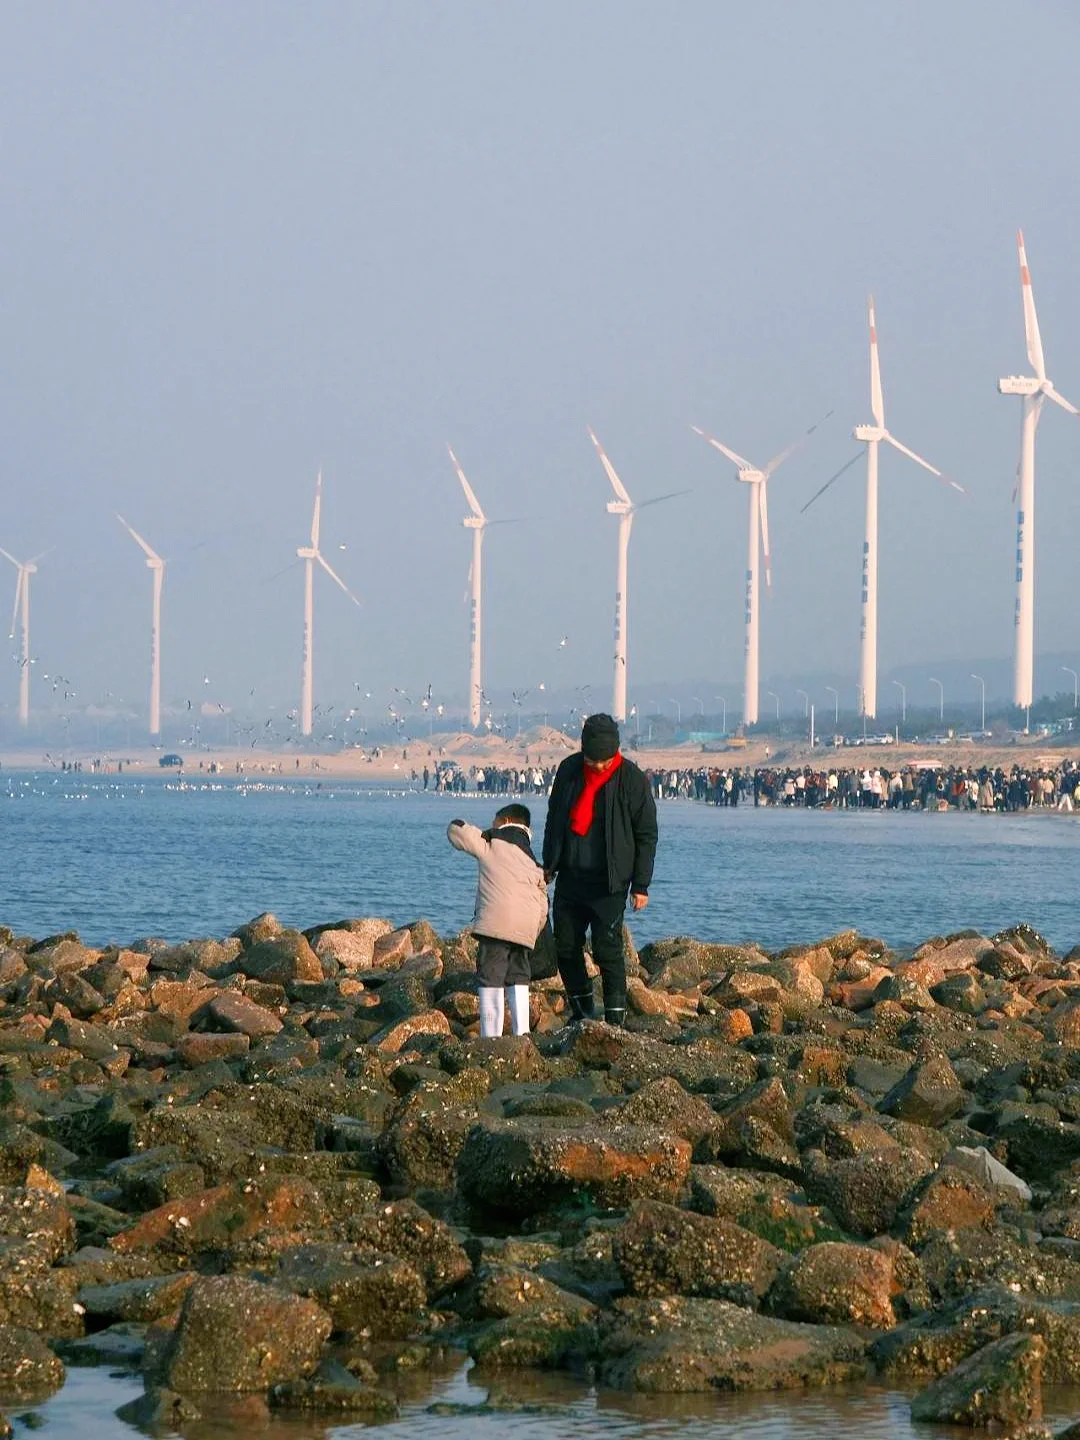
[971,673,986,734]
[692,696,705,715]
[669,699,681,726]
[891,679,906,724]
[796,688,809,718]
[767,691,781,723]
[1062,666,1078,711]
[824,685,839,726]
[929,676,944,724]
[714,696,727,733]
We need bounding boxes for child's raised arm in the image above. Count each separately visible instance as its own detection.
[447,819,487,857]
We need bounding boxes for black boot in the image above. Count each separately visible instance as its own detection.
[604,1007,626,1028]
[567,990,596,1023]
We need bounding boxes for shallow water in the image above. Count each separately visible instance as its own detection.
[2,772,1080,952]
[12,1362,1080,1440]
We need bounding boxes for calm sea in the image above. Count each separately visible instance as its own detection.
[1,771,1079,952]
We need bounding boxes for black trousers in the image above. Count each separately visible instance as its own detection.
[553,876,627,1012]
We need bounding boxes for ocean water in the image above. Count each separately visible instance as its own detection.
[8,1357,1080,1439]
[2,771,1080,952]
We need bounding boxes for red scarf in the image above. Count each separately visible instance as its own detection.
[569,753,623,836]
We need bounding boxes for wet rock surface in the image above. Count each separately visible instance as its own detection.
[5,911,1080,1423]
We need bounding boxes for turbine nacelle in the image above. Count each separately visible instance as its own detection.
[297,546,317,560]
[462,516,485,530]
[853,424,886,442]
[998,375,1043,397]
[737,468,766,485]
[606,500,633,516]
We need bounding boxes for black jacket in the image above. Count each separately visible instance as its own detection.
[542,754,658,895]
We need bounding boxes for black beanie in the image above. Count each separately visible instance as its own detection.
[581,713,620,763]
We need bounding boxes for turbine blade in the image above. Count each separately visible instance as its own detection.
[447,446,486,521]
[316,553,361,606]
[759,483,772,589]
[116,514,161,563]
[633,488,692,510]
[763,408,836,477]
[9,570,22,639]
[882,432,942,478]
[1043,383,1080,417]
[869,295,884,428]
[800,450,863,514]
[690,426,751,471]
[27,548,53,566]
[311,470,323,549]
[587,427,632,505]
[1018,230,1046,380]
[0,547,19,569]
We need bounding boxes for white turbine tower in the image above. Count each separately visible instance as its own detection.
[693,414,827,725]
[1,548,45,727]
[448,447,487,729]
[999,231,1078,711]
[589,428,688,724]
[297,471,360,738]
[801,301,960,720]
[117,516,165,738]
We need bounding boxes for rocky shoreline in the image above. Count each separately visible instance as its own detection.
[1,916,1080,1435]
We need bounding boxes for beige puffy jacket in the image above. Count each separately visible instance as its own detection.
[447,820,549,949]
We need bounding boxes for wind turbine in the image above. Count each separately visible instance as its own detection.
[802,299,960,719]
[297,471,360,738]
[1,547,45,727]
[588,428,688,724]
[999,231,1078,711]
[448,447,488,729]
[693,412,829,725]
[117,516,165,738]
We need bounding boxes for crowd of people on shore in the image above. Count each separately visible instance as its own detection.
[428,757,1080,813]
[646,761,1080,811]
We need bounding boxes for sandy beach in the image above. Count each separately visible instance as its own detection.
[2,727,1078,782]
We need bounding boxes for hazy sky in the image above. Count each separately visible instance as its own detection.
[2,0,1079,721]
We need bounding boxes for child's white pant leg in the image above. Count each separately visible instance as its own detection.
[508,985,530,1036]
[479,987,505,1038]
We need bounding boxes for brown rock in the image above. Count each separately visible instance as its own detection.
[614,1200,781,1305]
[155,1275,331,1393]
[312,922,392,972]
[374,1010,452,1053]
[109,1176,328,1256]
[769,1241,895,1329]
[175,1032,251,1066]
[457,1120,692,1216]
[714,1008,753,1043]
[902,1168,997,1247]
[204,991,283,1039]
[626,978,697,1021]
[240,932,321,986]
[371,928,414,970]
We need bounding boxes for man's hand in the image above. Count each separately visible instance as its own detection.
[629,892,649,911]
[450,819,465,827]
[543,870,555,885]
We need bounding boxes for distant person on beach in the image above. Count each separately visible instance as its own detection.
[543,713,658,1027]
[448,803,548,1039]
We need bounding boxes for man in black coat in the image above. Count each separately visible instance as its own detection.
[542,713,658,1026]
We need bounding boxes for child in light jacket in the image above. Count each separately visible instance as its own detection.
[448,802,548,1038]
